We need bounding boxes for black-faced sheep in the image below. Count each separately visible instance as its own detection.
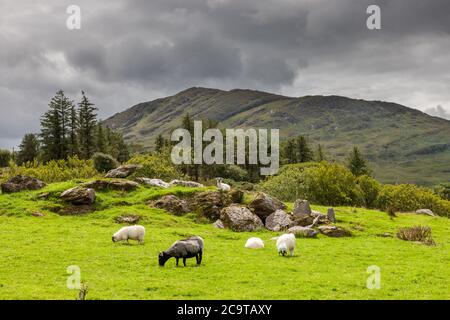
[276,233,296,256]
[158,236,204,267]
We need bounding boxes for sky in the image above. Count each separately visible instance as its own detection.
[1,0,450,149]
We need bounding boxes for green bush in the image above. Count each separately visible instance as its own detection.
[4,156,99,183]
[0,149,11,168]
[376,184,450,217]
[357,175,381,208]
[434,183,450,201]
[214,165,249,182]
[92,153,118,173]
[127,152,184,181]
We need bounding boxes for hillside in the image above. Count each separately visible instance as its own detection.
[104,87,450,185]
[0,181,448,299]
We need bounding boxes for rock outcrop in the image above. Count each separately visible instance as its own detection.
[1,176,46,193]
[249,192,286,221]
[220,205,264,232]
[149,195,191,216]
[105,164,142,178]
[60,187,96,205]
[265,209,292,231]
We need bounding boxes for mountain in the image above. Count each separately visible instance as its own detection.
[104,87,450,185]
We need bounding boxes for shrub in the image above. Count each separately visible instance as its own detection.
[376,184,450,217]
[397,226,435,246]
[4,156,99,183]
[0,149,11,168]
[214,165,249,182]
[127,152,184,181]
[434,183,450,201]
[357,175,381,208]
[92,153,118,173]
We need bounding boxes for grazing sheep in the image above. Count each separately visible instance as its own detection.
[276,233,296,256]
[245,237,265,249]
[112,225,145,244]
[216,178,231,192]
[159,236,204,267]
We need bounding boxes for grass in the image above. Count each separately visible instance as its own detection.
[0,181,449,299]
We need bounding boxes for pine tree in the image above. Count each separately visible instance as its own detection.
[347,146,371,176]
[96,123,107,154]
[40,90,71,161]
[77,91,98,159]
[0,149,11,167]
[155,134,165,153]
[316,144,326,161]
[68,102,79,156]
[295,136,313,163]
[17,134,40,165]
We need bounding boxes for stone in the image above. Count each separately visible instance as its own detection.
[220,205,264,232]
[114,214,141,224]
[83,179,139,192]
[265,210,292,231]
[169,179,204,188]
[31,212,45,217]
[213,219,225,229]
[37,192,50,200]
[288,226,319,238]
[60,187,96,205]
[327,208,336,222]
[105,164,142,178]
[192,191,230,221]
[290,214,315,227]
[292,199,312,217]
[415,209,435,217]
[135,177,170,188]
[229,189,244,204]
[149,195,191,216]
[318,225,352,237]
[1,175,46,193]
[248,192,286,221]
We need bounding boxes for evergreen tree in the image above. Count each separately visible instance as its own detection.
[347,146,371,176]
[0,149,11,167]
[17,134,40,165]
[96,123,107,154]
[67,102,79,156]
[77,91,98,159]
[40,90,71,161]
[155,134,165,153]
[316,144,326,161]
[295,136,313,163]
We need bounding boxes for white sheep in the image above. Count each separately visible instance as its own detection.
[112,225,145,244]
[276,233,296,256]
[216,177,231,192]
[245,237,265,249]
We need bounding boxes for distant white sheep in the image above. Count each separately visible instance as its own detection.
[112,225,145,244]
[216,177,231,192]
[245,237,265,249]
[276,233,296,256]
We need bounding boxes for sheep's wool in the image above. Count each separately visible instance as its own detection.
[245,237,265,249]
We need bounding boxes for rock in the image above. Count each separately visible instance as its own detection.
[149,195,191,216]
[229,189,244,204]
[288,226,319,238]
[60,187,96,205]
[114,214,141,224]
[265,210,292,231]
[135,177,170,188]
[213,219,225,229]
[220,205,264,232]
[169,179,204,188]
[37,192,50,200]
[105,164,142,178]
[31,212,45,217]
[415,209,435,217]
[290,214,315,227]
[292,199,312,217]
[192,191,230,221]
[377,232,393,238]
[327,208,336,222]
[83,179,139,191]
[1,175,46,193]
[248,192,286,221]
[318,226,352,237]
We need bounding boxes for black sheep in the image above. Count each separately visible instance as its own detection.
[158,236,204,267]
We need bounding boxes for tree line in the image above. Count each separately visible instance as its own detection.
[0,90,129,166]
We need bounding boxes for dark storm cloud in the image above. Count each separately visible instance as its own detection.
[1,0,450,148]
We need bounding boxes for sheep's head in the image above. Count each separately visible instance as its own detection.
[112,236,116,242]
[158,252,170,266]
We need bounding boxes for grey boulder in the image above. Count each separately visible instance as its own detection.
[220,205,264,232]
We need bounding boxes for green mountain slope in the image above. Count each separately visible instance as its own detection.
[104,87,450,185]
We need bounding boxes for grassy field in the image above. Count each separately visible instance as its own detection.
[0,181,449,300]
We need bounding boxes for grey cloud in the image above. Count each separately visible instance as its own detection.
[1,0,450,149]
[425,105,450,120]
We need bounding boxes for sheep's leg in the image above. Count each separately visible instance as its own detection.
[290,249,294,257]
[176,258,179,267]
[198,251,203,265]
[183,258,187,267]
[195,255,199,265]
